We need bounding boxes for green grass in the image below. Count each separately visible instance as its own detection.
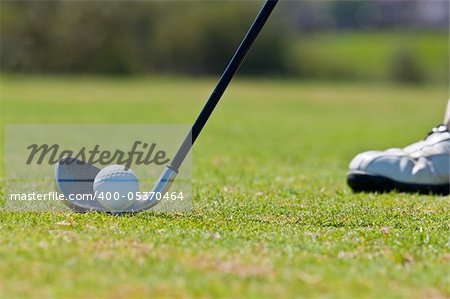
[291,31,448,82]
[0,75,449,298]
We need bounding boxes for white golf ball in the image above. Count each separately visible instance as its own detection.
[93,164,139,212]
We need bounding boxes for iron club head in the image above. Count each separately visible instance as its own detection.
[55,157,176,213]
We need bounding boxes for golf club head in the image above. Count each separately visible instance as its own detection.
[55,157,176,214]
[54,157,107,212]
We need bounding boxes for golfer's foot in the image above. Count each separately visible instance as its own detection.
[347,123,450,195]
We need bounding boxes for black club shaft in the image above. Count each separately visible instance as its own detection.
[169,0,278,171]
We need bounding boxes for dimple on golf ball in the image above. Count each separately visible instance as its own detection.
[93,164,139,212]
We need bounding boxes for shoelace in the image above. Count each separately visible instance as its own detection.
[424,124,448,140]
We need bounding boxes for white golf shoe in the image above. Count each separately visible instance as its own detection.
[347,101,450,195]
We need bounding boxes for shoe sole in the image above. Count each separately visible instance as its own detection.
[347,171,450,196]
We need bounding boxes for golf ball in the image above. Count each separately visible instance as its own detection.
[93,164,139,212]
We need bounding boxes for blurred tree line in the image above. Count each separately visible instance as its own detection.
[1,1,448,83]
[1,1,286,75]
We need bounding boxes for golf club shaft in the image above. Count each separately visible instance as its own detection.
[169,0,278,172]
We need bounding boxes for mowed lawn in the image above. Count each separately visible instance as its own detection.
[0,76,448,298]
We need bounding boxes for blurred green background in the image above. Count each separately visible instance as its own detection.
[1,0,448,84]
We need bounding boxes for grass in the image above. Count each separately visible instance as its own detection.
[291,31,448,82]
[0,75,449,298]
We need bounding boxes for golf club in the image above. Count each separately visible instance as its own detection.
[55,0,278,213]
